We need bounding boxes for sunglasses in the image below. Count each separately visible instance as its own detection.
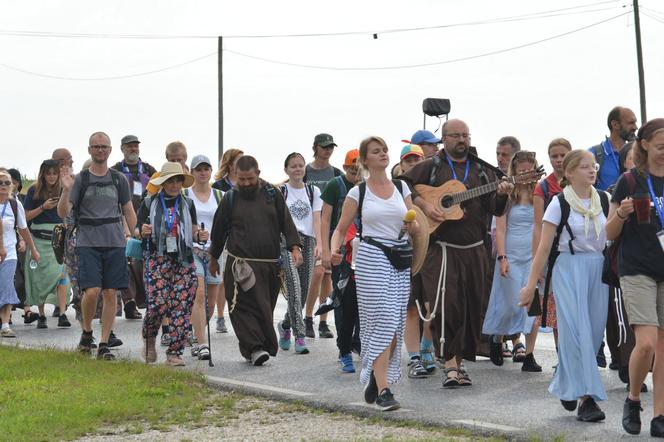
[320,145,335,150]
[0,180,12,186]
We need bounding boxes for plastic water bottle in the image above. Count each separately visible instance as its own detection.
[350,236,360,270]
[29,259,38,270]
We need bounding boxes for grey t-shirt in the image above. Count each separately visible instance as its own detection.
[304,164,340,192]
[69,169,131,248]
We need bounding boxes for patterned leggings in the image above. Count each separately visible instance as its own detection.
[281,233,315,338]
[142,253,198,356]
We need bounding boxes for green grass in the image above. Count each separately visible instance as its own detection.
[0,346,235,442]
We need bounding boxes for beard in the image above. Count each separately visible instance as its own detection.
[125,153,139,163]
[619,128,636,142]
[238,184,259,199]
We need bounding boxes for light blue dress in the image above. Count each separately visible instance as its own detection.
[482,204,536,336]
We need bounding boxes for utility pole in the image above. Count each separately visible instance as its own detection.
[633,0,647,123]
[218,36,224,163]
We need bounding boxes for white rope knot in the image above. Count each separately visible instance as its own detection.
[226,252,279,314]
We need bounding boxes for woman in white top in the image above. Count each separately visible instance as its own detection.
[520,149,609,423]
[186,155,225,360]
[276,153,323,355]
[331,136,419,411]
[0,169,40,337]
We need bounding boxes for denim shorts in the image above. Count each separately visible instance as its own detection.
[193,248,223,285]
[76,247,128,290]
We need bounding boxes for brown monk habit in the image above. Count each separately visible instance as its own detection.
[210,180,300,359]
[400,150,508,362]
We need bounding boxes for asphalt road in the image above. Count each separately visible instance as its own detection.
[3,299,656,441]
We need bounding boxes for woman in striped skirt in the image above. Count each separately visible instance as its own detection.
[331,136,419,411]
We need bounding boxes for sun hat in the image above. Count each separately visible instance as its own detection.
[149,162,194,188]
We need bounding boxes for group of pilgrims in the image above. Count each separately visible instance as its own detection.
[0,106,663,436]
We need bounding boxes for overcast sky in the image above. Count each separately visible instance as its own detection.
[1,0,663,181]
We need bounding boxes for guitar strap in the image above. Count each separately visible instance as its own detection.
[429,150,503,187]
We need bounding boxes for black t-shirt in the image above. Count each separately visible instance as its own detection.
[23,186,63,227]
[611,170,664,281]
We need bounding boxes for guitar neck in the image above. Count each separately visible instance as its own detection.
[451,179,509,205]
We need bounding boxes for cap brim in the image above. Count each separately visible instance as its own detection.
[424,137,441,144]
[319,141,337,148]
[191,161,212,170]
[401,153,424,160]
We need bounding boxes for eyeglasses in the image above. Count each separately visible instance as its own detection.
[90,144,111,150]
[0,180,12,186]
[579,163,600,172]
[444,133,471,139]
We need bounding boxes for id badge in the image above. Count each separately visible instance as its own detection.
[166,236,177,253]
[133,181,143,197]
[657,230,664,253]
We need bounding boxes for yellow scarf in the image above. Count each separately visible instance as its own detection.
[562,186,603,240]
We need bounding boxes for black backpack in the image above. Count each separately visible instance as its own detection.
[541,190,610,327]
[73,169,124,228]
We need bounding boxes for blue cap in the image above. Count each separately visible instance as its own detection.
[410,130,440,145]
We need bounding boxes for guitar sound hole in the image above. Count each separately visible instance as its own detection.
[440,195,454,209]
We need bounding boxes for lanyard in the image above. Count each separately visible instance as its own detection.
[446,156,470,184]
[1,201,7,219]
[646,174,664,228]
[601,138,621,176]
[159,192,179,232]
[122,159,143,177]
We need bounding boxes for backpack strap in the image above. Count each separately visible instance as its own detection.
[357,182,367,239]
[9,198,18,232]
[539,179,551,208]
[556,193,575,255]
[212,188,223,205]
[591,144,605,170]
[73,170,91,226]
[333,167,342,177]
[279,184,288,200]
[305,183,314,208]
[428,155,441,186]
[599,191,609,217]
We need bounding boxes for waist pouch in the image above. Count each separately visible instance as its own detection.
[363,236,412,270]
[32,229,53,241]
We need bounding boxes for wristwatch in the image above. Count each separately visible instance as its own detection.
[497,255,507,261]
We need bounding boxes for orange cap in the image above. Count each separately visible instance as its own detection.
[344,149,360,167]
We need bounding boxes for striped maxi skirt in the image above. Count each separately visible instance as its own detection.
[355,239,410,387]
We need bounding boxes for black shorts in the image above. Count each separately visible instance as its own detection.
[76,247,128,290]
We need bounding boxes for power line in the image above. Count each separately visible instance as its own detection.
[223,12,630,71]
[0,52,216,81]
[0,0,623,40]
[641,10,664,23]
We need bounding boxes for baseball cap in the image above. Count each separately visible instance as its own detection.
[314,133,336,148]
[400,144,424,160]
[410,130,440,145]
[344,149,360,166]
[121,135,140,145]
[190,154,212,170]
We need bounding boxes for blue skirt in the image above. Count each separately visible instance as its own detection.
[548,252,608,401]
[0,259,19,308]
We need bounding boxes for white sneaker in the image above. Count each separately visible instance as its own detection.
[1,328,16,338]
[250,350,269,366]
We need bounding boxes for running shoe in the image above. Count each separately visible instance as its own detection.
[294,337,309,354]
[339,353,355,373]
[278,320,292,351]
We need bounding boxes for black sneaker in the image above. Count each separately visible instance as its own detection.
[123,300,142,320]
[560,399,577,411]
[37,315,47,329]
[52,306,60,317]
[318,321,334,339]
[97,344,116,361]
[107,331,123,348]
[596,341,607,368]
[577,398,605,422]
[304,317,315,338]
[78,331,94,354]
[364,371,378,404]
[651,415,664,437]
[521,353,542,372]
[376,388,400,411]
[623,397,642,435]
[57,314,71,328]
[489,336,503,366]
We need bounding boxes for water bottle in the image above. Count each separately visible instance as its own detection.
[350,236,360,270]
[29,259,38,270]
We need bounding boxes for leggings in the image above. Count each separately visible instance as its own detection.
[281,233,315,338]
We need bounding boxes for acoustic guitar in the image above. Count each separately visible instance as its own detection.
[414,166,545,234]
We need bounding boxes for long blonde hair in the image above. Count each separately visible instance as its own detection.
[215,148,244,181]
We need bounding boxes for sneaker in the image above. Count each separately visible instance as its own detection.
[304,317,315,338]
[123,300,142,320]
[278,321,292,351]
[577,398,605,422]
[489,336,504,366]
[294,337,309,354]
[198,344,211,361]
[191,344,200,358]
[52,306,60,317]
[596,341,607,368]
[57,313,71,328]
[37,315,47,329]
[318,321,334,339]
[96,345,116,361]
[339,353,355,373]
[408,358,428,378]
[0,328,16,338]
[143,337,157,363]
[250,350,269,366]
[521,353,542,372]
[623,397,642,435]
[560,399,578,411]
[161,333,171,347]
[166,354,185,366]
[651,415,664,438]
[23,311,39,324]
[78,332,94,354]
[216,317,228,333]
[376,388,400,411]
[364,371,378,404]
[420,349,436,373]
[108,331,123,348]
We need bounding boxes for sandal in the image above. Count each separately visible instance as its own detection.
[442,367,460,388]
[512,342,526,363]
[23,311,40,324]
[502,342,512,358]
[457,369,472,387]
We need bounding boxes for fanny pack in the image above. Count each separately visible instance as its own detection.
[32,229,53,241]
[363,236,413,270]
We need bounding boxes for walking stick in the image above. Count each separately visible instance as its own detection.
[143,234,151,365]
[199,223,214,367]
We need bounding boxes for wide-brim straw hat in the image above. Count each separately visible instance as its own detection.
[149,162,194,188]
[411,206,430,276]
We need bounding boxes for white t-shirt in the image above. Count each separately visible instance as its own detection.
[1,199,27,261]
[284,183,322,238]
[542,194,607,253]
[186,188,222,249]
[347,180,411,240]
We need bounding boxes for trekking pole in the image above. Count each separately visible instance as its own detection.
[143,231,151,365]
[199,223,214,367]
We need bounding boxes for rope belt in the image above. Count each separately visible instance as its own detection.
[415,239,484,356]
[226,251,279,314]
